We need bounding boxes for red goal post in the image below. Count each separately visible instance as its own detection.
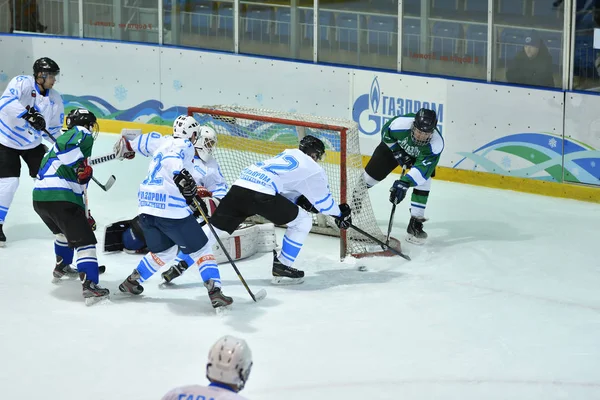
[187,105,401,260]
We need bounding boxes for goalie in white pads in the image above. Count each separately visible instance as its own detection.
[161,335,252,400]
[117,115,232,310]
[205,135,352,285]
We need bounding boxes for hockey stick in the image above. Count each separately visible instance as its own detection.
[43,128,116,191]
[89,152,117,166]
[191,197,267,302]
[348,222,411,261]
[385,166,407,246]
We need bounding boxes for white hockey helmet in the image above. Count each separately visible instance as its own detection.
[195,125,218,162]
[206,335,253,392]
[172,115,200,144]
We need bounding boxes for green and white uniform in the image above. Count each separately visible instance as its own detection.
[33,126,94,207]
[365,113,444,218]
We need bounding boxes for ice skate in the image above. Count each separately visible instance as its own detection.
[204,279,233,310]
[82,280,110,306]
[0,224,6,247]
[118,269,144,295]
[52,256,79,283]
[161,260,189,284]
[406,216,428,245]
[271,250,304,285]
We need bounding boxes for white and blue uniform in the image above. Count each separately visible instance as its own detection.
[0,75,64,226]
[161,383,249,400]
[0,75,64,149]
[132,137,223,288]
[232,148,341,267]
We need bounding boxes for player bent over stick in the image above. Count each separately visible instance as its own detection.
[362,108,444,245]
[190,135,352,285]
[33,108,109,305]
[117,115,233,310]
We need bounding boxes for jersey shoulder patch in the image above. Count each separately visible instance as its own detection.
[428,131,444,155]
[389,116,413,131]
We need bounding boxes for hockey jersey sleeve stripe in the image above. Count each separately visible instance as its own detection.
[315,193,332,205]
[0,118,32,143]
[0,205,8,211]
[168,195,186,202]
[56,147,84,166]
[0,97,17,113]
[0,126,25,146]
[167,203,188,208]
[318,198,336,213]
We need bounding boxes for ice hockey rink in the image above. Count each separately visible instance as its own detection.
[0,133,599,400]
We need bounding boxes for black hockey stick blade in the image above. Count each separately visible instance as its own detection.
[349,223,411,261]
[92,175,116,191]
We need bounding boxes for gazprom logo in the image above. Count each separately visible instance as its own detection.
[370,77,380,113]
[352,76,444,136]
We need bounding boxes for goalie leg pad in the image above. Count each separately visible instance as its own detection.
[103,220,131,252]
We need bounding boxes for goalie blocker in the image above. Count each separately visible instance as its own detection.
[104,218,277,263]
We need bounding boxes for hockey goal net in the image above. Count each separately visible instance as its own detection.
[188,105,400,260]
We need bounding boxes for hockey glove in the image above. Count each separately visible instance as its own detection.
[296,195,319,214]
[23,107,46,131]
[197,186,212,198]
[334,203,352,230]
[392,148,415,169]
[389,179,410,205]
[173,169,197,203]
[113,136,135,160]
[88,210,97,232]
[76,159,93,185]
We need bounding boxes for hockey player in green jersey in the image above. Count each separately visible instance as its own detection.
[362,108,443,244]
[32,108,109,304]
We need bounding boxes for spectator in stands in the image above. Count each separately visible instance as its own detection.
[506,30,555,88]
[9,0,46,33]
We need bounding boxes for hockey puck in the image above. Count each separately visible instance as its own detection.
[357,265,367,272]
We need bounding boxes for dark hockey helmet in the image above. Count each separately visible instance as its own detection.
[66,108,99,138]
[33,57,60,76]
[299,135,325,161]
[411,108,437,146]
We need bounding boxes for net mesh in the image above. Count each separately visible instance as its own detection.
[188,105,389,259]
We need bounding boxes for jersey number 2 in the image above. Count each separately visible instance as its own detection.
[142,153,164,186]
[258,154,299,174]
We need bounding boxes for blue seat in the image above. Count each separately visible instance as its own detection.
[217,3,233,35]
[465,0,488,12]
[403,0,421,13]
[402,18,421,55]
[191,4,213,32]
[337,13,359,49]
[539,31,562,66]
[577,0,594,12]
[465,24,487,59]
[577,11,595,29]
[305,10,333,42]
[574,35,595,73]
[500,27,528,60]
[432,21,462,57]
[275,8,291,41]
[245,7,272,39]
[368,16,396,50]
[532,0,559,17]
[432,0,458,12]
[498,0,525,15]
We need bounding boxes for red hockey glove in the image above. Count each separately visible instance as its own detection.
[76,159,93,185]
[197,186,212,198]
[87,210,97,231]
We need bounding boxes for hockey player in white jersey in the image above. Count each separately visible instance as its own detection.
[161,335,253,400]
[207,135,352,284]
[0,57,64,246]
[117,115,232,309]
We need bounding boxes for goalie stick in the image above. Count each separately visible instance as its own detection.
[191,197,267,302]
[43,129,116,192]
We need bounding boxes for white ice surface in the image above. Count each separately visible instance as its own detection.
[1,133,599,400]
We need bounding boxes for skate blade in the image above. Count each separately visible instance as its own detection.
[84,295,110,306]
[51,274,80,284]
[0,242,5,248]
[215,304,233,315]
[158,281,175,289]
[405,234,426,246]
[271,276,304,285]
